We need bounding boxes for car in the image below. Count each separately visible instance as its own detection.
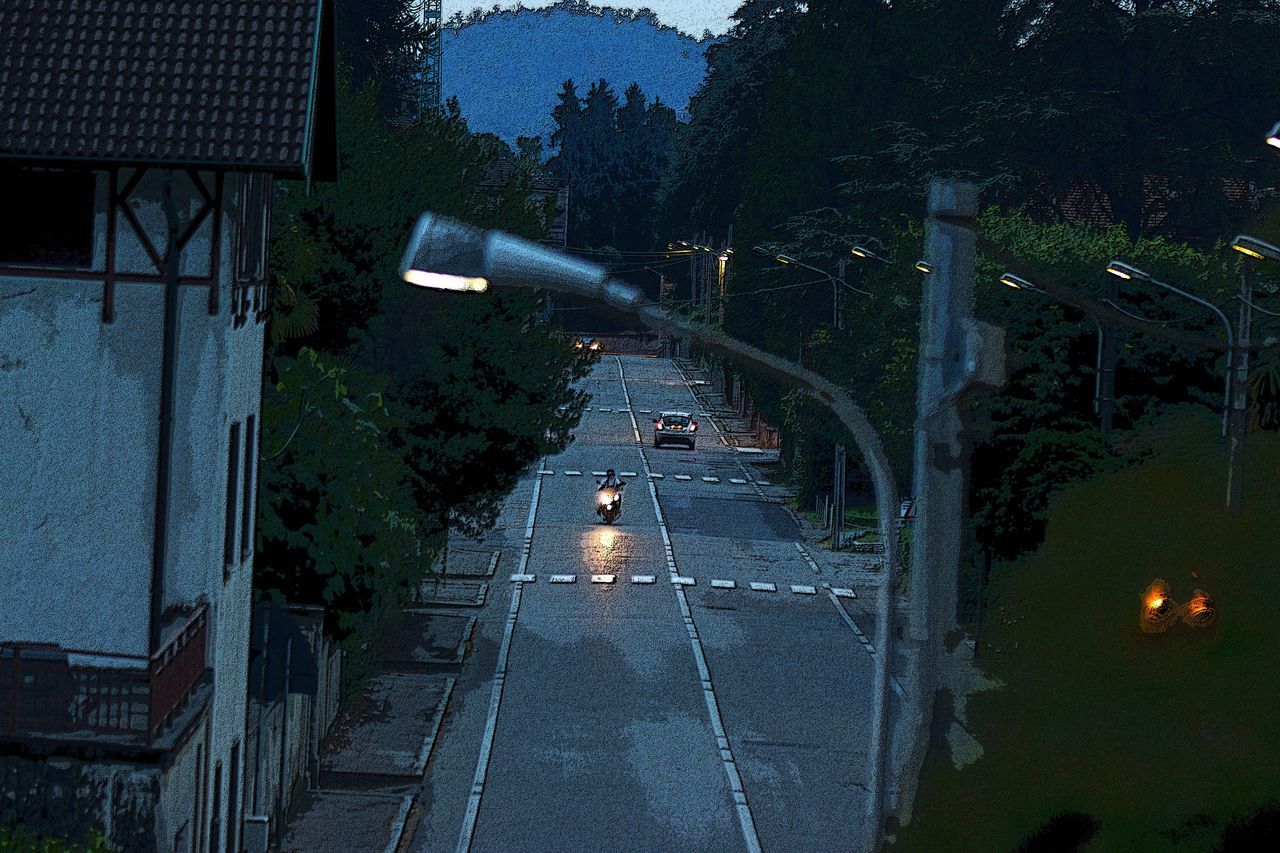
[653,411,698,449]
[572,337,601,352]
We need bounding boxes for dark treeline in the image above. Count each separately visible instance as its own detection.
[656,0,1280,559]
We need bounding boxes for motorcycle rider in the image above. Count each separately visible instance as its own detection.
[597,468,624,492]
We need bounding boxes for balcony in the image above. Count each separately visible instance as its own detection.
[1,604,209,747]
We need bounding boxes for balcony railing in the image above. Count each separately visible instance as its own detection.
[1,604,209,745]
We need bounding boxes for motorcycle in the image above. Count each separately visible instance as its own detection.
[596,485,623,524]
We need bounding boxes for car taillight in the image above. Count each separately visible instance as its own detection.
[655,421,663,430]
[690,422,698,432]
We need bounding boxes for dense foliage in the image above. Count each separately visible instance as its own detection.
[256,79,591,639]
[655,0,1280,558]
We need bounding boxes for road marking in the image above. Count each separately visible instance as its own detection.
[671,576,696,586]
[794,542,823,575]
[674,474,692,481]
[591,471,607,477]
[537,470,554,476]
[598,407,613,412]
[749,582,776,592]
[458,459,544,853]
[649,473,664,479]
[729,478,748,484]
[619,471,638,477]
[615,356,762,853]
[825,588,901,696]
[832,587,858,599]
[549,574,576,583]
[564,470,582,476]
[509,574,535,582]
[790,584,817,595]
[631,575,656,584]
[754,478,771,486]
[710,579,736,589]
[637,409,652,414]
[702,476,720,483]
[591,574,616,584]
[737,447,765,454]
[618,408,631,412]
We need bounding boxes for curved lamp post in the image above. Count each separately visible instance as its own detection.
[402,213,902,846]
[1001,273,1106,416]
[1106,260,1234,436]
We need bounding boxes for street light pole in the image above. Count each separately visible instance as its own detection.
[401,213,914,848]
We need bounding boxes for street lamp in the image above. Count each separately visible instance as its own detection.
[402,214,903,839]
[850,244,891,264]
[999,273,1105,414]
[1230,234,1280,262]
[1267,121,1280,149]
[915,260,934,274]
[1105,259,1234,437]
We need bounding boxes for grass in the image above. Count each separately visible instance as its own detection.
[894,408,1280,851]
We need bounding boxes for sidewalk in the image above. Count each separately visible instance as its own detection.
[279,588,478,852]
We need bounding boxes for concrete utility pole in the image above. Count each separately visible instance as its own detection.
[892,181,1006,827]
[1226,263,1254,514]
[835,258,847,330]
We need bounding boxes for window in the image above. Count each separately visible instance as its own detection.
[235,173,271,325]
[239,415,256,562]
[224,422,241,574]
[225,742,240,853]
[208,762,222,853]
[0,167,95,267]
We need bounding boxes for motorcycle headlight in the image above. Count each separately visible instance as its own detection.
[597,492,612,505]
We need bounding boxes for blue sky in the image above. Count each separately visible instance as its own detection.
[444,1,742,38]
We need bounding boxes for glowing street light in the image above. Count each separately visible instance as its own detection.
[1230,234,1280,262]
[915,260,934,274]
[1140,579,1178,633]
[1183,589,1217,627]
[999,272,1038,291]
[402,269,489,293]
[850,244,890,264]
[1267,121,1280,149]
[1105,260,1147,281]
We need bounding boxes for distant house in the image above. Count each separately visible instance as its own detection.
[0,2,336,851]
[477,154,570,247]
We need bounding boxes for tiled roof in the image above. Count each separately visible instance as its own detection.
[0,0,334,177]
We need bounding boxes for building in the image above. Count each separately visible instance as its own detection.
[0,2,336,851]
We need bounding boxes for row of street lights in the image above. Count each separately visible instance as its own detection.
[1000,233,1280,512]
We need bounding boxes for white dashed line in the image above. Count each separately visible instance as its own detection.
[729,478,748,485]
[458,459,544,852]
[794,542,822,575]
[790,584,817,595]
[620,471,638,477]
[591,574,616,584]
[674,474,692,481]
[509,574,535,582]
[615,357,762,853]
[702,476,720,483]
[754,479,771,486]
[710,579,736,589]
[671,576,696,586]
[549,574,576,584]
[831,587,858,599]
[564,470,582,476]
[649,473,665,480]
[749,582,777,592]
[537,470,554,476]
[637,409,652,414]
[591,471,607,477]
[598,407,613,412]
[631,575,656,584]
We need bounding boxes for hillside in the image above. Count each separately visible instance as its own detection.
[442,1,711,145]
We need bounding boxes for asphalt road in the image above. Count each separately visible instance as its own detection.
[410,356,881,853]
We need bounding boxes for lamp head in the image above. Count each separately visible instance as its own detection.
[915,260,934,274]
[1105,260,1149,281]
[776,254,796,265]
[850,246,871,259]
[400,212,608,297]
[1231,234,1280,262]
[1268,121,1280,149]
[998,272,1034,290]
